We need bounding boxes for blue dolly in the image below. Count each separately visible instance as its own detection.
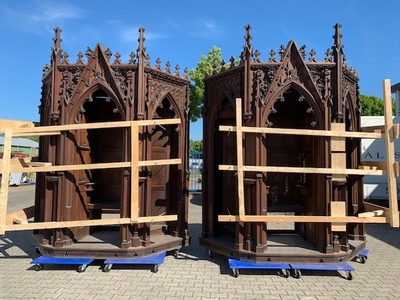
[31,256,94,272]
[356,248,369,264]
[289,262,355,280]
[228,258,291,278]
[103,252,166,273]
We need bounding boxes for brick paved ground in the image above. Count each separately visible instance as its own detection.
[1,185,400,300]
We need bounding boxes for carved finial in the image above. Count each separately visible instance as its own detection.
[175,64,180,76]
[254,49,261,63]
[244,24,252,47]
[104,48,112,61]
[114,52,122,64]
[129,51,136,64]
[333,23,343,49]
[145,53,150,66]
[299,45,306,60]
[230,56,236,68]
[165,61,171,73]
[309,49,317,62]
[155,57,161,69]
[76,52,84,64]
[278,45,286,61]
[220,59,226,71]
[53,27,62,50]
[269,49,277,62]
[183,67,189,79]
[137,27,146,59]
[85,47,93,60]
[61,51,69,64]
[212,63,218,75]
[324,48,333,62]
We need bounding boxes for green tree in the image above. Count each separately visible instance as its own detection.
[189,139,203,152]
[24,136,39,143]
[360,94,395,116]
[189,46,230,122]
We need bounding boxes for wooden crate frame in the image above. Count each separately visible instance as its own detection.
[0,118,182,234]
[217,79,400,227]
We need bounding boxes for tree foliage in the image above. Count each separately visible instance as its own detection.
[188,46,225,122]
[189,139,203,152]
[360,94,395,116]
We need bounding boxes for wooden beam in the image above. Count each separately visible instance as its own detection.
[364,202,391,219]
[131,122,139,222]
[218,214,388,223]
[235,98,245,221]
[330,201,346,231]
[6,206,35,225]
[219,125,384,139]
[5,214,178,231]
[219,164,385,176]
[358,210,384,218]
[0,129,12,235]
[138,158,181,167]
[13,119,181,136]
[0,119,34,129]
[361,123,400,139]
[383,79,400,227]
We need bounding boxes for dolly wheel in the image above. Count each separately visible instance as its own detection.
[208,249,213,258]
[346,271,353,281]
[360,256,367,264]
[293,269,301,279]
[103,264,112,272]
[232,268,239,278]
[153,264,159,273]
[280,269,290,278]
[77,264,87,273]
[34,264,43,271]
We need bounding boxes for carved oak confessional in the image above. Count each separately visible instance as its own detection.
[33,28,190,258]
[200,24,367,263]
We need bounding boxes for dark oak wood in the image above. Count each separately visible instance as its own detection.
[200,24,366,262]
[34,27,190,258]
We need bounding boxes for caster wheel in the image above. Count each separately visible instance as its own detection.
[77,264,87,273]
[153,264,159,273]
[293,269,301,279]
[232,268,239,278]
[360,256,367,264]
[280,269,290,278]
[103,264,112,273]
[346,271,353,281]
[174,249,179,258]
[208,250,213,258]
[34,264,43,271]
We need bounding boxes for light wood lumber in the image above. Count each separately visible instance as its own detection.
[0,119,34,129]
[358,210,384,218]
[131,122,139,222]
[217,215,388,223]
[235,98,246,221]
[5,214,178,231]
[219,125,384,139]
[330,201,346,231]
[0,129,12,235]
[219,164,385,176]
[6,206,34,225]
[383,79,400,227]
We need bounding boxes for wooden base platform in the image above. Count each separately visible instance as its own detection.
[200,233,366,264]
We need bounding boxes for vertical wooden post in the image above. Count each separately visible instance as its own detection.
[235,98,245,221]
[383,79,399,227]
[130,122,139,222]
[0,128,12,234]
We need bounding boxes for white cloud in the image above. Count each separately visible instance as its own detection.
[187,20,222,38]
[120,27,168,43]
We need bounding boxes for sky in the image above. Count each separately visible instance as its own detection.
[1,0,400,141]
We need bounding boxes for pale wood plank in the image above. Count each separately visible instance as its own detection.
[0,129,12,235]
[235,98,245,221]
[0,119,34,129]
[358,210,384,218]
[131,122,139,222]
[5,215,178,231]
[361,123,400,139]
[219,125,384,139]
[138,158,181,167]
[330,201,346,231]
[219,164,385,176]
[383,79,400,227]
[217,215,388,223]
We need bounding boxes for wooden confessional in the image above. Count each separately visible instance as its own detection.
[33,27,190,258]
[200,24,367,263]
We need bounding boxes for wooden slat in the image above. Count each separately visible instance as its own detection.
[383,79,400,227]
[0,119,34,129]
[13,119,180,135]
[358,210,384,218]
[218,215,388,223]
[131,122,139,222]
[235,98,245,221]
[5,214,178,231]
[0,129,12,235]
[219,164,385,176]
[361,123,400,139]
[330,201,346,231]
[6,206,35,225]
[219,125,384,139]
[138,158,181,167]
[364,202,391,219]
